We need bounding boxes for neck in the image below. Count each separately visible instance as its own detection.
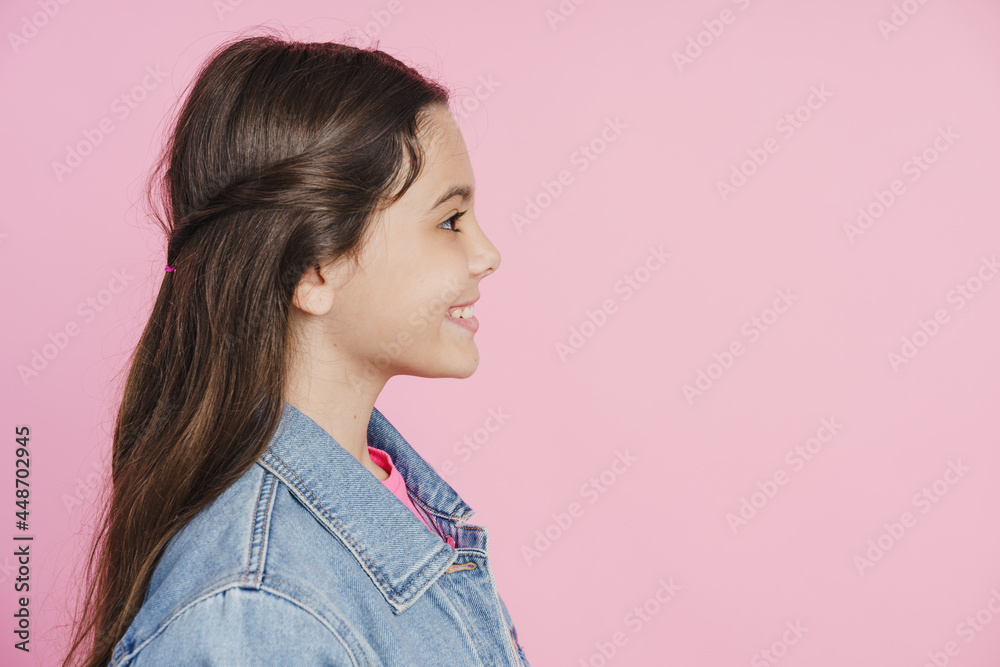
[284,376,390,481]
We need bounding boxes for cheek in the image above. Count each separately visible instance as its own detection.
[436,251,472,303]
[422,288,455,323]
[385,289,446,340]
[382,242,467,324]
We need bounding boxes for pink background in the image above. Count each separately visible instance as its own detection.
[3,0,1000,665]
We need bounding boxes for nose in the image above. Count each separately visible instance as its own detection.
[478,237,501,278]
[471,221,501,278]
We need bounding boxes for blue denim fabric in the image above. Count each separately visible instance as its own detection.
[110,402,531,666]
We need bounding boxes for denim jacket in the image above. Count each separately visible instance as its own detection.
[110,401,531,666]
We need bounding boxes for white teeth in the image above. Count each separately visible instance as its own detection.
[448,305,475,319]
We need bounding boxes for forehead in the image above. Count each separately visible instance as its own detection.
[412,105,473,192]
[371,105,474,237]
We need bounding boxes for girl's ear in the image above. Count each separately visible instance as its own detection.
[291,263,334,316]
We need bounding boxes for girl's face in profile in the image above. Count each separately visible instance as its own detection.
[316,103,502,382]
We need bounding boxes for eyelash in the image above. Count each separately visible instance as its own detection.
[439,210,466,233]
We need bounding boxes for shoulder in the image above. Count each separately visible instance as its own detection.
[120,465,380,666]
[116,584,371,666]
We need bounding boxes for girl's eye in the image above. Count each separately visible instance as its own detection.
[439,210,466,233]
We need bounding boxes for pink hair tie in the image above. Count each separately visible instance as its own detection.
[164,265,175,272]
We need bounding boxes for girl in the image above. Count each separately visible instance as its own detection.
[63,33,531,666]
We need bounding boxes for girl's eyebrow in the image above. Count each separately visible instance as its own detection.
[427,184,474,214]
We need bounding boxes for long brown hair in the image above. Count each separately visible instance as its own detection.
[62,32,450,667]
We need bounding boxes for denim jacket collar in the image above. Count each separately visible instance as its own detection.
[255,401,473,614]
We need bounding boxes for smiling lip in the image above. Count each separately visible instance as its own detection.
[450,296,479,308]
[445,312,479,333]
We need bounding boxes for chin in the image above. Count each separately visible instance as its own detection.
[400,355,477,380]
[451,360,479,379]
[427,354,480,379]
